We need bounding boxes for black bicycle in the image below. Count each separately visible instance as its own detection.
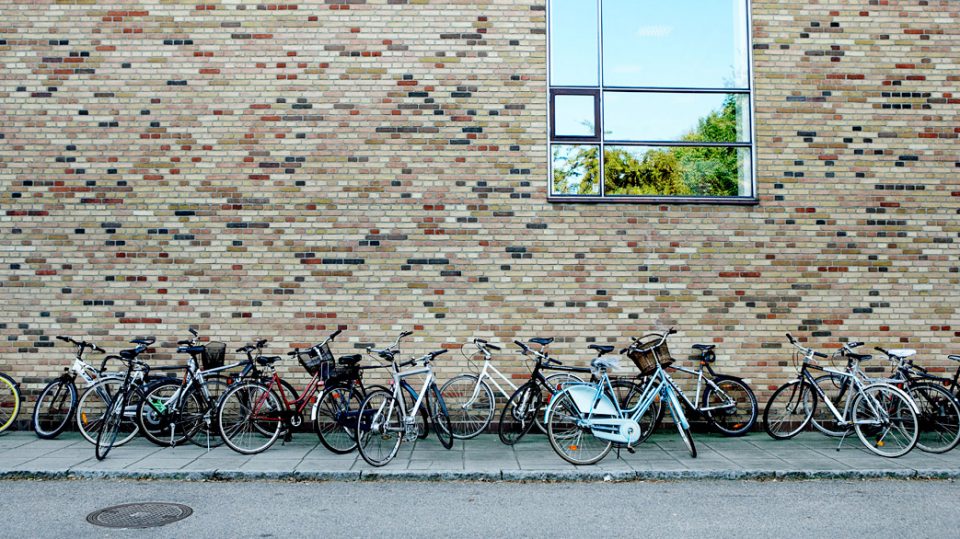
[95,337,155,460]
[497,338,592,445]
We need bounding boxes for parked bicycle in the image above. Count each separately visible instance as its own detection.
[216,329,374,455]
[441,338,585,440]
[497,338,590,445]
[634,342,758,437]
[135,329,235,448]
[355,332,454,466]
[31,336,109,439]
[542,329,697,465]
[864,346,960,454]
[95,337,155,460]
[0,370,21,434]
[762,334,920,458]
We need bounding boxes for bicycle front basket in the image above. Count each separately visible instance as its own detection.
[202,342,226,370]
[299,342,334,377]
[627,334,673,376]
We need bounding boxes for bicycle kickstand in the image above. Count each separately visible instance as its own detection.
[836,428,851,452]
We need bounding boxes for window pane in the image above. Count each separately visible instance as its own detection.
[554,94,597,138]
[552,144,600,195]
[604,92,749,142]
[602,0,749,88]
[603,146,751,197]
[550,0,599,86]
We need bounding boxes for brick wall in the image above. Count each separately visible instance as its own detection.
[1,0,958,399]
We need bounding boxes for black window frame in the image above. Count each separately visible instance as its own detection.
[547,0,758,205]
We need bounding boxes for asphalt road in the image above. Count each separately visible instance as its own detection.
[3,478,955,538]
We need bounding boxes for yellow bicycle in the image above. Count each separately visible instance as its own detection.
[0,372,22,434]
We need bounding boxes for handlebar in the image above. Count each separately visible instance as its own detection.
[330,329,342,340]
[813,351,828,359]
[875,346,889,355]
[57,335,105,353]
[474,338,501,351]
[847,341,864,349]
[514,340,530,352]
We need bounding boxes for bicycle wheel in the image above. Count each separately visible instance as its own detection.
[536,373,583,433]
[810,373,850,437]
[908,382,960,454]
[439,374,494,439]
[95,392,127,460]
[314,385,364,454]
[701,376,758,437]
[32,378,76,439]
[77,377,138,446]
[429,383,454,449]
[852,384,918,458]
[763,380,816,440]
[498,382,542,445]
[545,389,612,465]
[186,378,229,448]
[137,381,191,447]
[356,389,403,467]
[401,383,430,440]
[217,381,284,455]
[610,378,659,443]
[0,373,21,434]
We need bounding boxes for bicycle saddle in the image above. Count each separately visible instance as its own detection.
[591,357,619,370]
[949,355,960,363]
[887,349,916,358]
[119,348,140,360]
[130,337,156,346]
[256,356,282,366]
[846,352,872,362]
[338,354,362,366]
[588,344,614,355]
[529,337,553,346]
[692,344,715,352]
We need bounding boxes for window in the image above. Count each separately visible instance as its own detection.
[548,0,755,202]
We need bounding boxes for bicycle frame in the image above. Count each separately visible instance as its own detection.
[390,364,435,436]
[661,364,736,415]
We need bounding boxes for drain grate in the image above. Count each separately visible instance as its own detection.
[86,502,193,529]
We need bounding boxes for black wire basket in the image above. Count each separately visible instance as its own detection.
[201,342,226,370]
[299,342,334,377]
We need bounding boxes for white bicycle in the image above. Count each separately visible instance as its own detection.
[439,338,586,439]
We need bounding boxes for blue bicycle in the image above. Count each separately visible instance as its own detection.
[543,329,696,465]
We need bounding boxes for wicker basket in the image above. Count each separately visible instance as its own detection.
[627,333,673,376]
[299,342,334,377]
[201,342,226,370]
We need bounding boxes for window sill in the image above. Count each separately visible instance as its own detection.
[547,196,759,206]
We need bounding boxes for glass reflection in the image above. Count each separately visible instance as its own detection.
[602,0,749,88]
[554,94,597,137]
[603,146,751,197]
[550,0,599,86]
[604,93,749,142]
[552,144,601,195]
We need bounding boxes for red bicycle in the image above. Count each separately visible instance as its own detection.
[216,329,382,455]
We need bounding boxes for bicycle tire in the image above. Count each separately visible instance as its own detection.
[677,424,698,458]
[95,392,127,460]
[536,372,583,433]
[76,377,139,446]
[762,380,816,440]
[852,384,918,458]
[184,379,227,448]
[356,389,403,467]
[0,373,21,434]
[137,381,190,447]
[314,384,364,454]
[609,378,658,444]
[701,376,758,437]
[32,378,77,439]
[545,388,612,465]
[429,383,454,449]
[810,373,850,437]
[217,381,284,455]
[908,382,960,454]
[498,382,542,445]
[439,374,494,439]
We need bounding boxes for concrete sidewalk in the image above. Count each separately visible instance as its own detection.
[1,430,959,481]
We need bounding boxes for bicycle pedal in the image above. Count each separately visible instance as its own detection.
[625,446,636,454]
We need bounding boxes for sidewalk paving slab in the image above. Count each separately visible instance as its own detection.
[2,430,960,482]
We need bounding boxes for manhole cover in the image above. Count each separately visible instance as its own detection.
[86,502,193,529]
